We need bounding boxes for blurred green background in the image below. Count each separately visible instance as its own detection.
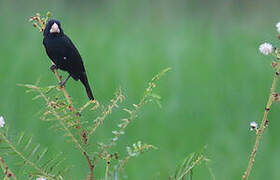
[1,0,280,179]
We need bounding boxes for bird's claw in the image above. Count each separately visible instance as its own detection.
[59,81,65,88]
[90,100,100,110]
[50,64,57,72]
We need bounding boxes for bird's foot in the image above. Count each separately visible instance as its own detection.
[59,81,66,88]
[50,64,57,72]
[90,99,100,110]
[59,75,71,88]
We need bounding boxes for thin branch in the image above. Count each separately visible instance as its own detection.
[88,88,124,138]
[53,68,73,107]
[52,65,81,128]
[109,68,171,146]
[104,162,109,180]
[242,60,280,180]
[176,155,205,180]
[37,87,95,180]
[0,156,17,180]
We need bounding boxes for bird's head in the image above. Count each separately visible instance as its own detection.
[44,19,64,37]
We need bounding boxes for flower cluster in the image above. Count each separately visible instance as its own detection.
[0,116,5,128]
[258,22,280,55]
[259,43,273,55]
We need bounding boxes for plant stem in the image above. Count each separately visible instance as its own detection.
[176,155,204,180]
[38,89,94,180]
[104,155,110,180]
[0,156,17,179]
[88,88,124,138]
[105,164,109,180]
[52,65,82,127]
[52,67,72,105]
[242,61,280,180]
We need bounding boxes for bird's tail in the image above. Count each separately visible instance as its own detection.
[80,72,94,100]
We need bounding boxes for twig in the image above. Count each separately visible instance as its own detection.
[52,65,81,128]
[242,60,280,179]
[104,154,111,180]
[85,152,94,180]
[176,155,205,180]
[37,87,95,180]
[0,156,17,179]
[88,88,124,138]
[108,68,171,147]
[52,67,73,106]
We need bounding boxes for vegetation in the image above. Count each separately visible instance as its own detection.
[1,1,280,179]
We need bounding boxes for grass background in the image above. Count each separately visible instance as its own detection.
[1,0,280,179]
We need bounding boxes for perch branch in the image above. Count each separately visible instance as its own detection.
[52,65,73,107]
[51,64,81,128]
[36,87,95,180]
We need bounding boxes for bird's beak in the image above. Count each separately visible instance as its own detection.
[50,23,60,33]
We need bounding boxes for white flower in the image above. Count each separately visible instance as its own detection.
[36,177,46,180]
[112,137,118,141]
[276,22,280,29]
[250,121,258,131]
[276,22,280,33]
[0,116,5,128]
[259,43,273,55]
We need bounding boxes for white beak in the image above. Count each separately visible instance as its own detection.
[50,23,60,33]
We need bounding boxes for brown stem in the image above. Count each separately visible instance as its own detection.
[0,156,17,179]
[53,68,72,105]
[176,155,205,180]
[52,65,81,129]
[37,88,94,179]
[84,151,94,180]
[242,62,280,180]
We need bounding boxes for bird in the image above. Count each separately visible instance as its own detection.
[42,19,94,100]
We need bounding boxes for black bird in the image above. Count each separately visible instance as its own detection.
[43,19,94,100]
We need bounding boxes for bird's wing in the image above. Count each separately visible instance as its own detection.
[62,35,83,60]
[60,35,86,77]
